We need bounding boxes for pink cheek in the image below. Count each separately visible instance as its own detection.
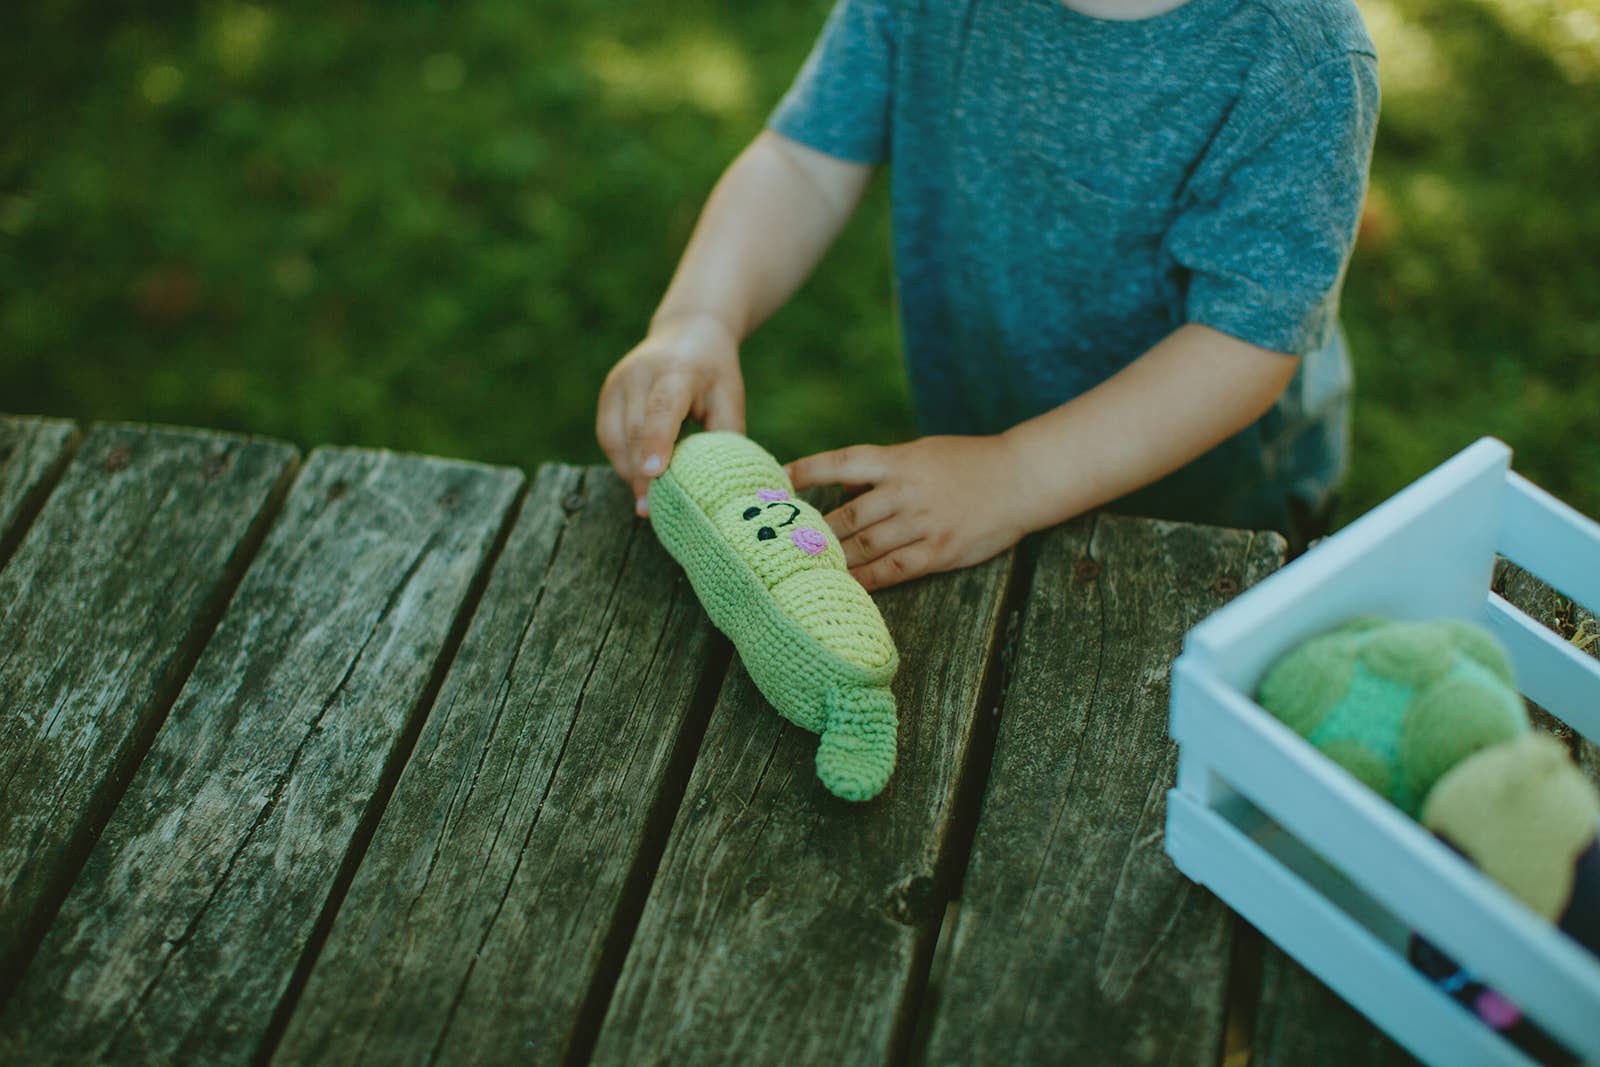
[792,527,827,556]
[757,488,789,502]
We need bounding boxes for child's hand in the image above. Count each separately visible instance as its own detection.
[596,312,746,516]
[786,435,1031,592]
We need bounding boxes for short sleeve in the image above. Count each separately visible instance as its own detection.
[766,0,896,165]
[1165,51,1380,357]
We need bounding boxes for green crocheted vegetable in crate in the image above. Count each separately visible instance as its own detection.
[1255,616,1527,816]
[647,431,899,802]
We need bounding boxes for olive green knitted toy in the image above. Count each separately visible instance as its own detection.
[647,431,899,802]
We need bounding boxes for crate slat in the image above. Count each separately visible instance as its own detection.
[1168,794,1526,1065]
[1169,668,1600,1061]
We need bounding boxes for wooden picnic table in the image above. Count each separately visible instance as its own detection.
[12,412,1584,1066]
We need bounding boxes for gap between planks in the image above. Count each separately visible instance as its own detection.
[0,424,302,1007]
[250,472,533,1066]
[900,528,1044,1066]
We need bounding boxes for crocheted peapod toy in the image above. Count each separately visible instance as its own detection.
[647,431,899,802]
[1257,617,1600,1063]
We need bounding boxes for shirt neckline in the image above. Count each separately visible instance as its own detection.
[1046,0,1237,34]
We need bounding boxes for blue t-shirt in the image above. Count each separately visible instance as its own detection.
[768,0,1379,534]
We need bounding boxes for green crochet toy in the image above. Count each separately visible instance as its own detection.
[647,431,899,802]
[1255,616,1528,817]
[1257,617,1600,1062]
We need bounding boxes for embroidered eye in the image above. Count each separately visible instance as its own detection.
[757,527,776,541]
[742,506,762,520]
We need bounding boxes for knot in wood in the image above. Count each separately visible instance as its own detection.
[883,874,936,927]
[103,445,132,473]
[1211,576,1240,598]
[1073,559,1100,583]
[562,492,586,514]
[326,480,348,501]
[201,453,230,480]
[439,490,461,510]
[744,875,771,899]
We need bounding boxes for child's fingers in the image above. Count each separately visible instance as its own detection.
[597,398,630,486]
[850,540,932,592]
[787,445,888,491]
[595,383,631,484]
[701,378,746,434]
[637,373,691,471]
[839,514,917,570]
[824,488,896,543]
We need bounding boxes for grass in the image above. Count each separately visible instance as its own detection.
[2,0,1597,527]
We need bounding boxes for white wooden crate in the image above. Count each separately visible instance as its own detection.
[1165,437,1600,1065]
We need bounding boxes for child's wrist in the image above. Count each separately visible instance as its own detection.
[998,424,1082,534]
[649,307,743,348]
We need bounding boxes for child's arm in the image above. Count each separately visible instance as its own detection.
[597,131,875,516]
[787,324,1298,590]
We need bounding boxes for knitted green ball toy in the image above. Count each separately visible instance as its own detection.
[647,431,899,802]
[1255,617,1528,817]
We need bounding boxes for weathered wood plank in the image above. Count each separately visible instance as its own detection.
[1252,944,1420,1067]
[1494,557,1600,785]
[0,447,522,1064]
[0,414,79,571]
[270,464,727,1066]
[0,423,297,996]
[921,515,1285,1066]
[590,524,1017,1065]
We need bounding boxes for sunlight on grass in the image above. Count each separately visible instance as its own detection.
[582,29,754,118]
[140,63,184,106]
[212,3,274,80]
[1361,0,1456,103]
[1476,0,1600,83]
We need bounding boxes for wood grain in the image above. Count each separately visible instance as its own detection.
[920,515,1285,1066]
[0,446,521,1065]
[590,520,1017,1066]
[1252,945,1420,1067]
[270,465,729,1066]
[0,414,79,571]
[0,423,296,997]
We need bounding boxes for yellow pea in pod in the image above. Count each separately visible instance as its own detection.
[647,431,899,801]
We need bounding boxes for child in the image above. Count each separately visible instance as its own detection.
[596,0,1379,591]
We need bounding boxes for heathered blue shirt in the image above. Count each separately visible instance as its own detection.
[768,0,1379,535]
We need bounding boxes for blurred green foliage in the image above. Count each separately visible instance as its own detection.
[2,0,1597,526]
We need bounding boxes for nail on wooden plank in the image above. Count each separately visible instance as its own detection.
[0,446,522,1065]
[920,515,1285,1066]
[0,423,297,994]
[589,486,1017,1067]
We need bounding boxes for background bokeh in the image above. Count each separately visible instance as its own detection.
[3,0,1597,527]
